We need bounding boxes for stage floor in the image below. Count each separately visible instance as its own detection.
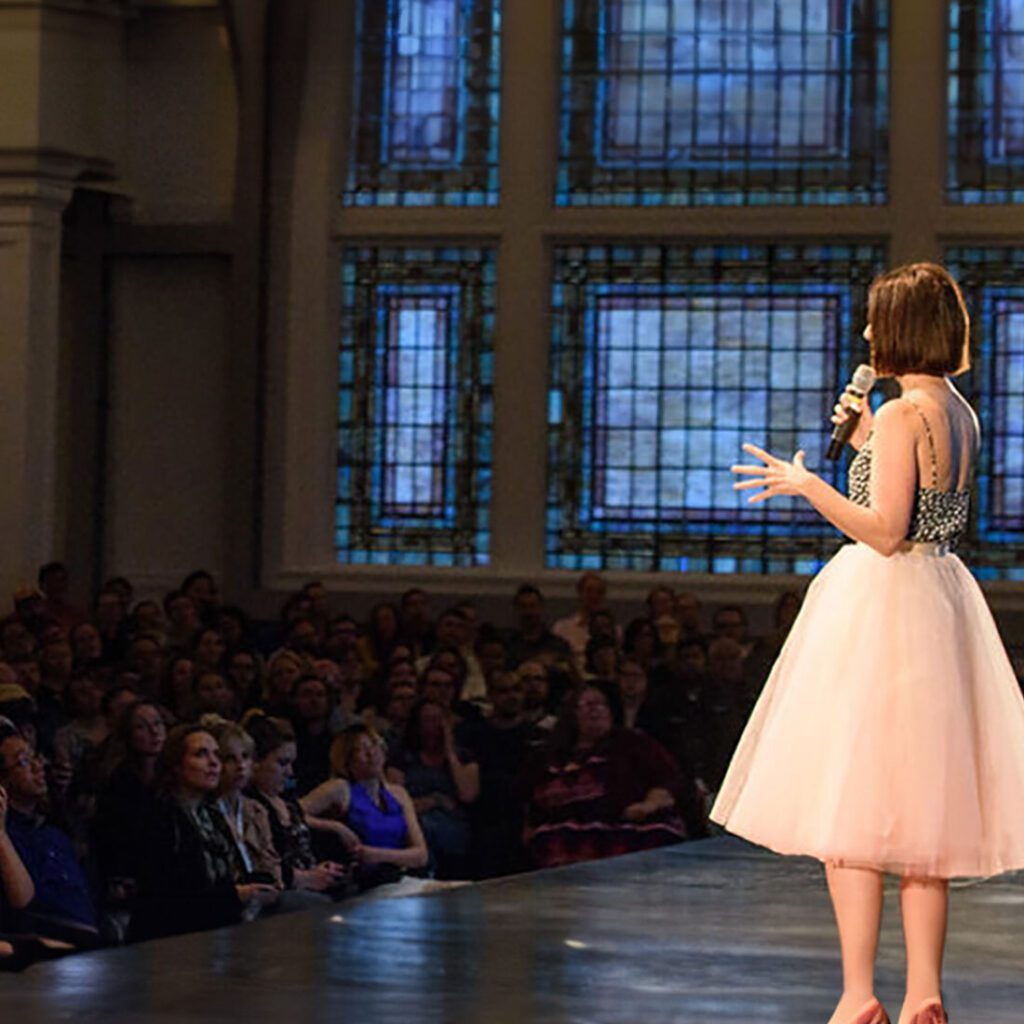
[5,837,1024,1022]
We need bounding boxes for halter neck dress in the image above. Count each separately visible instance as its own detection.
[711,398,1024,879]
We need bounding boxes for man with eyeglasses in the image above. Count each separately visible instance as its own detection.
[0,728,97,947]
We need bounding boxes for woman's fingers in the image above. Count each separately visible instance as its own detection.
[741,442,777,464]
[745,489,773,504]
[731,463,768,476]
[733,479,766,491]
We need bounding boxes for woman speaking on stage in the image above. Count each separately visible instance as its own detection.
[711,263,1024,1024]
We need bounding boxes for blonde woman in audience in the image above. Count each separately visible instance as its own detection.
[301,724,428,889]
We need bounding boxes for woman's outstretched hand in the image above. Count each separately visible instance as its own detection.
[732,444,813,503]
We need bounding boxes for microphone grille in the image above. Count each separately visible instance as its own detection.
[852,364,877,394]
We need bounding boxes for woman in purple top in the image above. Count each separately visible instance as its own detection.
[301,724,427,886]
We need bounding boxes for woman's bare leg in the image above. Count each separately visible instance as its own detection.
[825,862,885,1024]
[896,875,947,1024]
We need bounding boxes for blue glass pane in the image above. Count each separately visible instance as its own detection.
[949,0,1024,201]
[347,0,501,206]
[338,247,495,566]
[560,0,888,206]
[603,0,845,164]
[388,0,461,165]
[944,248,1024,578]
[548,243,886,572]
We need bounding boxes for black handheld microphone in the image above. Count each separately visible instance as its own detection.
[825,364,877,461]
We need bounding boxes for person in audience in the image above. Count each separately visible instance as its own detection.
[615,658,653,731]
[386,698,479,879]
[623,617,661,672]
[504,584,572,668]
[356,602,401,681]
[461,670,537,878]
[283,617,320,660]
[12,586,49,637]
[161,653,196,721]
[244,713,349,895]
[129,724,275,942]
[180,570,222,626]
[69,622,104,671]
[214,605,252,653]
[291,674,335,795]
[93,585,129,664]
[94,699,167,895]
[473,626,509,694]
[0,769,36,939]
[322,614,358,665]
[583,632,618,682]
[0,730,98,946]
[763,589,804,659]
[262,649,305,717]
[209,720,282,889]
[52,672,108,798]
[193,670,237,720]
[552,572,615,672]
[124,634,163,700]
[37,562,84,633]
[417,608,487,704]
[1,617,36,664]
[163,590,200,650]
[521,681,687,869]
[517,660,559,733]
[317,657,362,730]
[673,591,706,643]
[128,600,166,644]
[299,581,331,642]
[193,626,227,674]
[380,678,417,755]
[399,588,435,661]
[645,585,675,623]
[35,637,74,756]
[101,576,134,613]
[227,648,263,709]
[300,724,428,889]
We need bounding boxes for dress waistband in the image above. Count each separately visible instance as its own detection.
[897,541,951,557]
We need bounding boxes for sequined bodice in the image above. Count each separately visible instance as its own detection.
[847,402,971,546]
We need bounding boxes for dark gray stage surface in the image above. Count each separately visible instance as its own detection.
[4,837,1024,1023]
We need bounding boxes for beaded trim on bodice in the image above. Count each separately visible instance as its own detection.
[846,399,970,545]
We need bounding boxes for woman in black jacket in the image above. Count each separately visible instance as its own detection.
[129,724,275,942]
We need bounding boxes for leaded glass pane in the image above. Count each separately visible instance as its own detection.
[346,0,501,207]
[945,248,1024,578]
[949,0,1024,202]
[338,247,495,565]
[559,0,888,205]
[548,243,885,572]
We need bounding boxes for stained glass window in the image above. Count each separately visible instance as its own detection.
[949,0,1024,202]
[337,247,495,565]
[558,0,888,206]
[945,248,1024,579]
[345,0,501,206]
[547,243,885,572]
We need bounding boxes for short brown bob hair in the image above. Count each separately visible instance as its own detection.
[867,262,970,376]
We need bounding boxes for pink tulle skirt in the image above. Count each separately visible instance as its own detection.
[710,542,1024,879]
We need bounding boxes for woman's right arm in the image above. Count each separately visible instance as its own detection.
[299,778,349,819]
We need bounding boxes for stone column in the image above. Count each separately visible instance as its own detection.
[0,177,72,601]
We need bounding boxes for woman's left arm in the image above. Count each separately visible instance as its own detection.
[733,400,918,557]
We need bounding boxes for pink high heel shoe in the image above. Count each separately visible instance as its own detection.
[845,998,890,1024]
[908,998,948,1024]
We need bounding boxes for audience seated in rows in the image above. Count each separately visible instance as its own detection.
[0,560,808,967]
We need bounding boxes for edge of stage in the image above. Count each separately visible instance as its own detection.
[4,836,1024,1023]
